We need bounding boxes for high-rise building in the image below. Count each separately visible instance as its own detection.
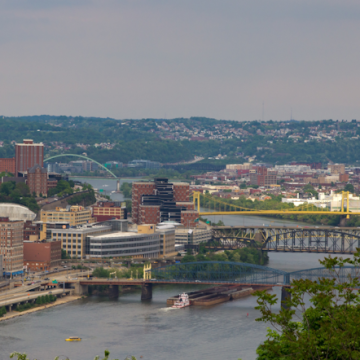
[0,217,24,276]
[132,178,199,227]
[15,139,44,176]
[132,182,156,224]
[27,164,48,196]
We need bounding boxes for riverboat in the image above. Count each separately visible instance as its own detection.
[172,293,190,308]
[65,337,82,342]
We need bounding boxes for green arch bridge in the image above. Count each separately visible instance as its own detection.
[44,154,118,178]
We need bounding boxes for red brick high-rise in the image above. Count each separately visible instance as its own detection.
[173,183,190,202]
[15,139,44,176]
[132,179,198,226]
[132,182,156,224]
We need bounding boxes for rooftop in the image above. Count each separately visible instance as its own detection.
[90,231,152,239]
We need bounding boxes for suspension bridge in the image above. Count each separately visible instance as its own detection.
[192,191,360,219]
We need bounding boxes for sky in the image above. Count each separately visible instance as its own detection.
[1,0,360,121]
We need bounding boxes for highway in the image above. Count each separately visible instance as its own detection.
[0,288,70,308]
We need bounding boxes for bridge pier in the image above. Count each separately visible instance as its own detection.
[108,285,119,299]
[141,283,152,300]
[73,283,88,296]
[281,286,291,310]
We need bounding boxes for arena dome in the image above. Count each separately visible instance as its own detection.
[0,203,36,221]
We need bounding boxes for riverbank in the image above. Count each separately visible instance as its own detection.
[0,295,82,323]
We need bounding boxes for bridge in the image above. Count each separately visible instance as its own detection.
[210,225,360,254]
[62,261,359,304]
[192,191,360,218]
[44,154,118,178]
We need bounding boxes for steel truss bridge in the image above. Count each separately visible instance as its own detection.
[192,191,360,218]
[149,261,360,286]
[211,226,360,254]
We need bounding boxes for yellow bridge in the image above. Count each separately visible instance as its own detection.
[192,191,360,218]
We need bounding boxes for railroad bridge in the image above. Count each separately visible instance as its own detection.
[211,226,360,254]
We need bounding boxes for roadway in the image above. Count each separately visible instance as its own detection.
[0,288,70,308]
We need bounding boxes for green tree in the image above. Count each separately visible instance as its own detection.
[344,183,355,193]
[255,250,360,359]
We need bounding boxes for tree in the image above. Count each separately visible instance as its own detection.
[344,183,355,193]
[254,250,360,359]
[61,249,70,259]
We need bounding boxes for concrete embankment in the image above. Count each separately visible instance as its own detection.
[0,295,82,323]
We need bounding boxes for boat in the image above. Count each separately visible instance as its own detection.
[172,293,190,308]
[65,337,82,342]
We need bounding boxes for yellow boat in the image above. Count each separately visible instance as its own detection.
[65,337,81,342]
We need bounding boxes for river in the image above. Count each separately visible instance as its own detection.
[0,178,351,359]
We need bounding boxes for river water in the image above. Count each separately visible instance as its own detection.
[0,178,351,360]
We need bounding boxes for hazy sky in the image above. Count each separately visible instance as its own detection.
[1,0,360,121]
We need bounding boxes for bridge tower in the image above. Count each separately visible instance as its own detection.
[341,191,351,219]
[143,263,152,280]
[192,191,201,213]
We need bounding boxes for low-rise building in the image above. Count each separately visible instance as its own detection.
[23,241,61,271]
[23,220,40,241]
[92,201,127,221]
[40,206,94,226]
[52,223,112,259]
[175,227,212,248]
[154,224,177,258]
[87,230,160,259]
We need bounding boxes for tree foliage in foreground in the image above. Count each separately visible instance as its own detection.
[254,250,360,359]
